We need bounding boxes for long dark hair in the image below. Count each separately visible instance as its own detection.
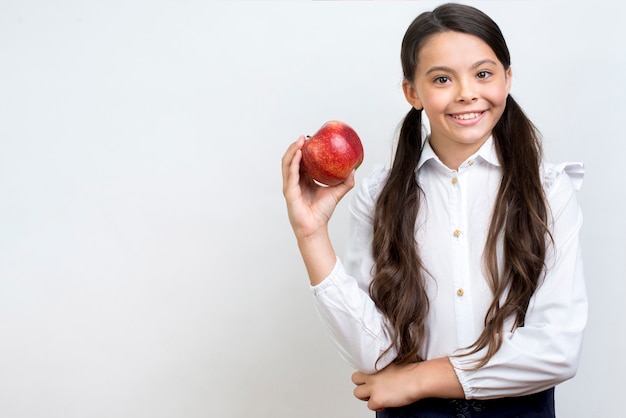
[370,3,550,368]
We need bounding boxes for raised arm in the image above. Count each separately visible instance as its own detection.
[281,136,355,285]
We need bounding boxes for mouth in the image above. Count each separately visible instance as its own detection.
[450,111,484,120]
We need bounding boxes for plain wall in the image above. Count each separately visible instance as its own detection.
[0,1,624,417]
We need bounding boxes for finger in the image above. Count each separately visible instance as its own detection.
[353,382,370,401]
[368,400,385,412]
[281,137,305,177]
[281,136,306,195]
[351,371,366,385]
[341,169,357,190]
[281,136,305,175]
[329,169,356,203]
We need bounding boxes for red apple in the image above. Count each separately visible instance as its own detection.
[301,120,364,186]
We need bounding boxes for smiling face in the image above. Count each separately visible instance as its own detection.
[403,31,512,168]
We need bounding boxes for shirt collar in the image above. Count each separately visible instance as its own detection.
[416,135,501,172]
[416,137,439,171]
[474,136,501,167]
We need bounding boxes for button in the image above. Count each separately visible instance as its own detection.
[453,229,461,237]
[467,160,474,166]
[457,288,464,297]
[451,177,458,185]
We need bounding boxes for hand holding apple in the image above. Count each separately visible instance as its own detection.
[301,120,364,187]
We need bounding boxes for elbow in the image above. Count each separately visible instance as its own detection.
[541,337,584,385]
[338,344,395,374]
[339,351,378,374]
[561,345,584,383]
[539,309,587,385]
[557,325,586,383]
[555,357,579,383]
[338,351,377,374]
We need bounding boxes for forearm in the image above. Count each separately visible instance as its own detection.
[282,135,355,286]
[297,227,338,286]
[449,321,585,399]
[312,258,396,373]
[352,357,465,411]
[416,357,465,399]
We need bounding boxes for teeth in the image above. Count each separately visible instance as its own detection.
[452,112,480,120]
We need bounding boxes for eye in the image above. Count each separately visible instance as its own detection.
[434,76,450,84]
[477,70,492,79]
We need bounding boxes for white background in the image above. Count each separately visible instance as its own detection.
[0,1,624,417]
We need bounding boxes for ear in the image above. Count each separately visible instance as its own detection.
[402,80,423,110]
[505,67,513,95]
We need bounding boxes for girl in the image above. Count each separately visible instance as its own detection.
[281,3,586,417]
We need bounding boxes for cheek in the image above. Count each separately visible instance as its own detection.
[487,84,510,107]
[421,92,451,115]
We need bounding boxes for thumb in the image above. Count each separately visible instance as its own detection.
[333,169,357,200]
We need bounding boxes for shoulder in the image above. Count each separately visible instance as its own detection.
[541,161,585,221]
[541,161,584,196]
[349,165,389,222]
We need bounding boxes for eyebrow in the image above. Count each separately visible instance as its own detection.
[425,59,499,75]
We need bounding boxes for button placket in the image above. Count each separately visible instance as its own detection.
[450,170,463,292]
[449,168,474,345]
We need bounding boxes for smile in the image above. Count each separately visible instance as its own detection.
[450,112,483,120]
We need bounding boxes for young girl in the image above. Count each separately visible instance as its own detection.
[281,3,586,417]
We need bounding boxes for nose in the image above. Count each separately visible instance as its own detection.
[456,78,478,103]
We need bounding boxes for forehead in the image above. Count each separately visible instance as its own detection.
[416,31,501,71]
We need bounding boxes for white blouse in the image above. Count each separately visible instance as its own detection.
[310,137,587,400]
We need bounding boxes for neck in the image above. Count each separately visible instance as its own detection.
[429,136,489,170]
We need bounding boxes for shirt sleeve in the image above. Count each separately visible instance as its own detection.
[310,166,396,373]
[450,162,587,399]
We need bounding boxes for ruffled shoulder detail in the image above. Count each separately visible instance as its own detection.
[542,162,585,191]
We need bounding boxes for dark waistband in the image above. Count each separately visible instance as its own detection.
[377,387,555,417]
